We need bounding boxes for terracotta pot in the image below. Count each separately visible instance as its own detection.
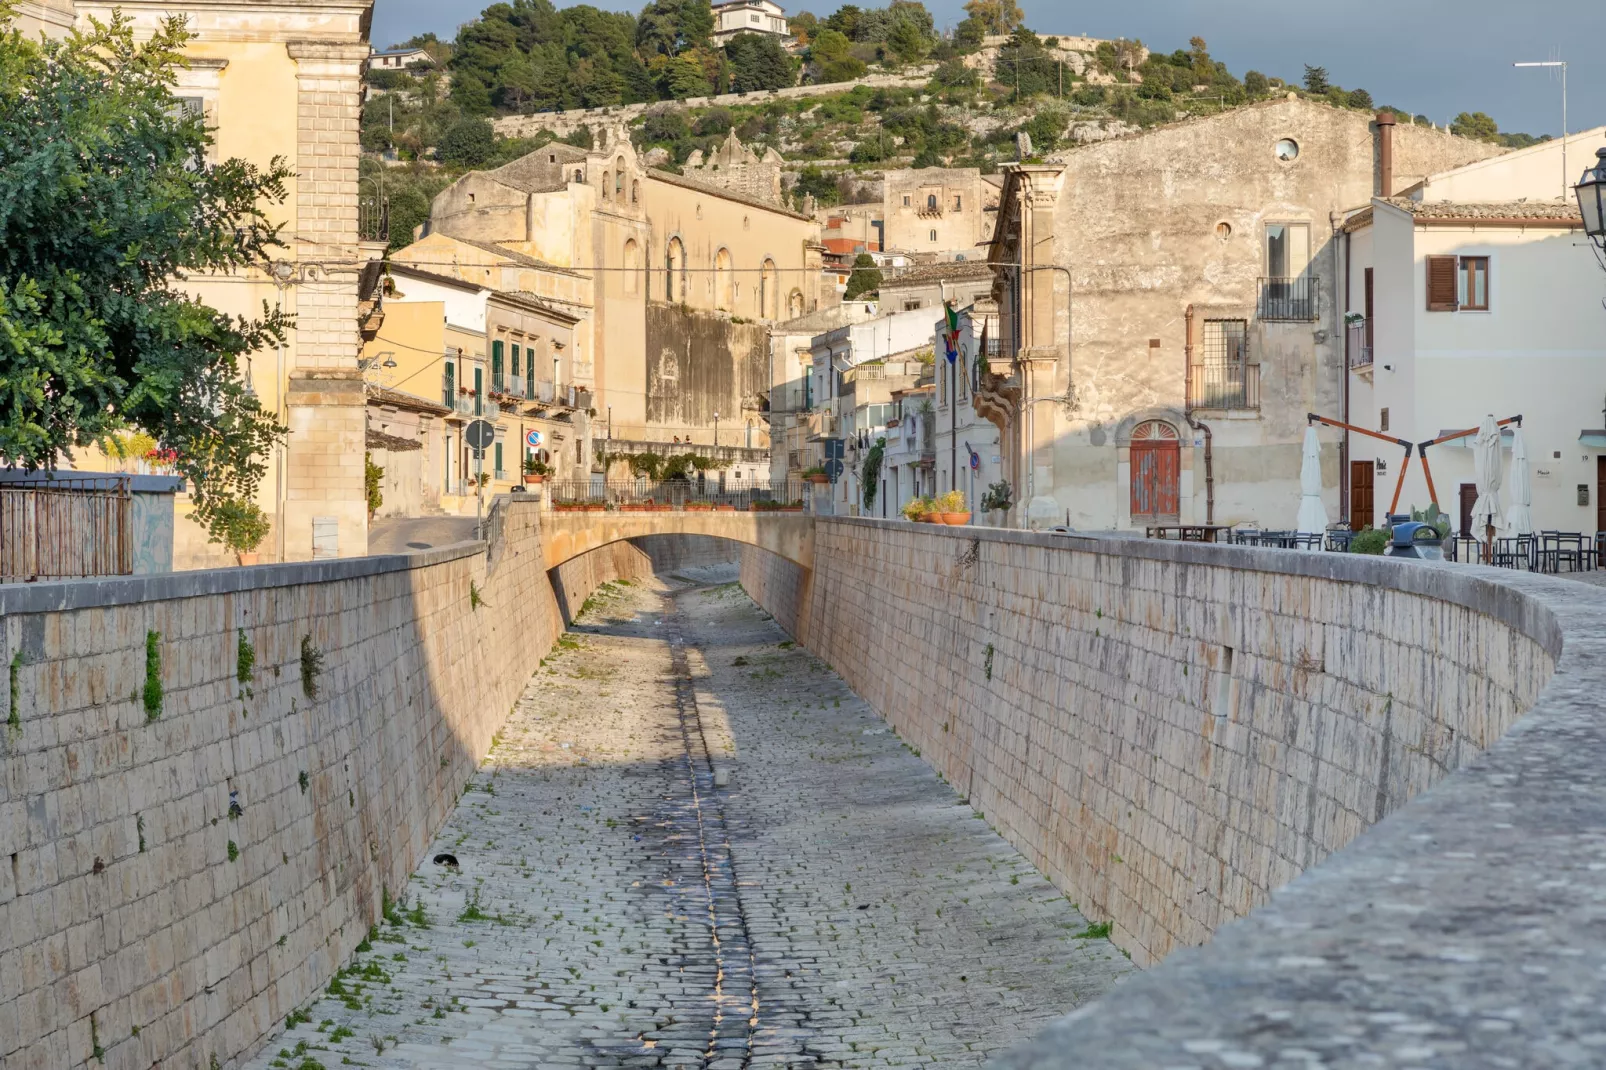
[714,504,735,512]
[941,512,972,525]
[686,504,713,512]
[236,552,260,566]
[805,474,829,484]
[523,473,544,483]
[586,503,604,512]
[781,505,804,512]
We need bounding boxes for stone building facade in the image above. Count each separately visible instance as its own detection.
[981,97,1503,530]
[880,167,999,256]
[395,128,824,456]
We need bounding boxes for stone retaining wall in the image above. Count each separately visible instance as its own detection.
[741,519,1557,966]
[0,499,651,1070]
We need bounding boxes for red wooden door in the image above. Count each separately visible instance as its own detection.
[1130,421,1180,521]
[1350,460,1374,531]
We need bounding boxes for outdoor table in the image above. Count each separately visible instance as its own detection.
[1539,531,1586,573]
[1493,535,1535,570]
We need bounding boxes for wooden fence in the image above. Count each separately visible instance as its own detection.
[0,476,132,582]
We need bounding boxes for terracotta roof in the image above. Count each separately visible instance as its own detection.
[881,260,994,286]
[1341,206,1374,232]
[1386,197,1582,222]
[367,386,450,417]
[483,146,588,194]
[646,168,812,221]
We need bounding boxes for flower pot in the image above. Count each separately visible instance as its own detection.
[805,474,829,484]
[236,552,260,566]
[686,504,713,512]
[714,504,735,512]
[781,505,804,512]
[940,512,972,525]
[523,473,544,484]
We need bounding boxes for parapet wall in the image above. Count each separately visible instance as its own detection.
[0,499,662,1070]
[741,519,1557,966]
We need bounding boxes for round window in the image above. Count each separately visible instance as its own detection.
[1215,221,1233,240]
[1275,138,1300,161]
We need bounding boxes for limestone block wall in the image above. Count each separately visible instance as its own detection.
[0,499,647,1070]
[741,520,1555,966]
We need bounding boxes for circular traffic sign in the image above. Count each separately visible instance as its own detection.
[525,429,543,448]
[464,419,496,451]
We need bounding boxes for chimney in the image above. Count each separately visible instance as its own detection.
[1376,111,1397,198]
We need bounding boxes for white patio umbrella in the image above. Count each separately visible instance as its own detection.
[1295,425,1328,535]
[1504,426,1533,536]
[1471,415,1504,558]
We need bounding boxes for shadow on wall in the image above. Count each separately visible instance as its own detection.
[548,534,740,624]
[0,497,704,1070]
[740,520,1556,968]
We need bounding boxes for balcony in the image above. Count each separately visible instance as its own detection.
[1188,362,1261,412]
[1346,322,1373,371]
[1258,276,1319,322]
[451,394,500,420]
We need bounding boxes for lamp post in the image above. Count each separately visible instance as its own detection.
[713,410,720,449]
[1576,146,1606,270]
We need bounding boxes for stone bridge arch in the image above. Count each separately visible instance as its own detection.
[541,512,815,573]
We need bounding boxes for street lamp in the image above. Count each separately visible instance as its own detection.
[1576,146,1606,266]
[713,410,719,449]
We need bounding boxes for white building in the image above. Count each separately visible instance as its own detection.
[1343,129,1606,535]
[370,46,433,70]
[932,302,1006,520]
[711,0,789,44]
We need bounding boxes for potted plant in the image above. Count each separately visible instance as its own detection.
[714,501,736,511]
[523,458,551,484]
[902,497,930,523]
[802,465,829,485]
[980,480,1013,526]
[214,499,270,566]
[782,499,805,512]
[686,499,714,512]
[935,490,970,525]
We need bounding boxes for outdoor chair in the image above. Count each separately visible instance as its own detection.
[1491,535,1535,571]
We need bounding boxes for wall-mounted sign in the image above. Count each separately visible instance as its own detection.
[525,429,543,448]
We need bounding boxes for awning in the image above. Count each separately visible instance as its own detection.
[1579,431,1606,449]
[1436,428,1514,449]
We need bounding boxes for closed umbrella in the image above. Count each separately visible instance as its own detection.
[1504,426,1532,536]
[1295,425,1328,535]
[1471,415,1503,561]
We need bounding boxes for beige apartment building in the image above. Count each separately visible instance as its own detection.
[393,128,824,468]
[980,96,1502,531]
[881,168,999,256]
[21,0,376,562]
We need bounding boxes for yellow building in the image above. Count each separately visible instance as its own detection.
[27,0,376,563]
[393,127,824,471]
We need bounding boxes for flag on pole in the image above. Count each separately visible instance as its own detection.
[942,301,961,364]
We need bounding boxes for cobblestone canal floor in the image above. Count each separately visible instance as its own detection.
[245,567,1133,1070]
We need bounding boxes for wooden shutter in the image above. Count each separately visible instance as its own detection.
[1426,255,1459,311]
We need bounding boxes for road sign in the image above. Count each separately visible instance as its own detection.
[823,437,845,460]
[824,458,845,483]
[465,420,496,451]
[525,429,543,448]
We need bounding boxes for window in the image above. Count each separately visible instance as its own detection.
[574,169,583,183]
[1380,407,1390,432]
[491,340,504,392]
[615,159,624,197]
[750,12,759,21]
[903,300,923,311]
[929,230,937,242]
[1265,223,1310,278]
[666,237,685,301]
[926,194,937,210]
[624,239,641,295]
[1192,319,1255,410]
[1457,256,1489,311]
[1275,138,1299,161]
[602,171,610,198]
[953,195,962,210]
[902,195,910,207]
[631,179,639,203]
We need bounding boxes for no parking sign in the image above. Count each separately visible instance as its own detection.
[525,429,543,448]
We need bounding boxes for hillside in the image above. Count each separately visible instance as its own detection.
[361,0,1546,247]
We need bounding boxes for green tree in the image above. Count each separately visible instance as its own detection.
[952,15,985,53]
[1451,111,1500,142]
[437,117,496,165]
[886,17,929,63]
[961,0,1021,35]
[994,27,1056,100]
[725,32,795,92]
[1346,87,1373,110]
[809,28,866,82]
[0,12,287,538]
[843,253,882,299]
[1243,69,1268,95]
[665,52,713,97]
[1302,64,1329,94]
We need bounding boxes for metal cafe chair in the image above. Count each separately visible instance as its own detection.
[1491,534,1535,571]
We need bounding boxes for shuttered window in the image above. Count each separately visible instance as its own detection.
[1426,255,1459,311]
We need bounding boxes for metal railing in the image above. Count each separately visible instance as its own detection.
[549,477,805,510]
[1259,276,1320,322]
[452,395,499,419]
[1,477,132,581]
[1188,362,1261,411]
[1346,323,1373,369]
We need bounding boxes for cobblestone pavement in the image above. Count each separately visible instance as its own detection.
[244,567,1132,1070]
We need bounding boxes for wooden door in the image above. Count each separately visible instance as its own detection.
[1130,421,1180,521]
[1350,460,1374,530]
[1459,483,1478,536]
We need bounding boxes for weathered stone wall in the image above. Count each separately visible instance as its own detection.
[0,499,653,1070]
[741,519,1555,966]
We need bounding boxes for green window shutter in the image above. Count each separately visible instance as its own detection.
[494,442,503,474]
[474,367,482,416]
[443,361,454,407]
[526,349,536,398]
[491,340,504,391]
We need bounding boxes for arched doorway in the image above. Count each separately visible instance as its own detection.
[1129,421,1180,523]
[787,289,804,318]
[623,238,641,295]
[666,237,685,302]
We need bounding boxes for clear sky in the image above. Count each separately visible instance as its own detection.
[371,0,1606,142]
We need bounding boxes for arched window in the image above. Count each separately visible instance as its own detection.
[624,238,641,295]
[926,193,937,210]
[574,168,584,183]
[666,236,685,302]
[714,247,733,310]
[602,171,611,199]
[615,158,624,197]
[787,289,804,319]
[760,258,778,320]
[631,179,639,204]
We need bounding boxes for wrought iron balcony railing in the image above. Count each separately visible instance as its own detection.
[1259,276,1319,322]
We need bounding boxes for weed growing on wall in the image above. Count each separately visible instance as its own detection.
[236,629,255,695]
[143,631,163,720]
[300,635,323,700]
[299,770,310,794]
[7,649,21,731]
[137,814,146,852]
[226,840,239,863]
[470,580,483,611]
[983,642,995,681]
